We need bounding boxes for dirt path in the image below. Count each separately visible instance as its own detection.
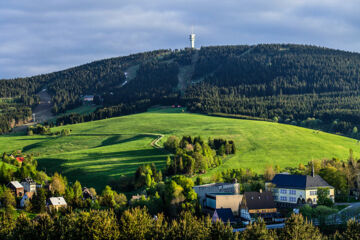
[150,134,164,148]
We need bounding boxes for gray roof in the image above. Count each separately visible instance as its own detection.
[244,192,276,210]
[271,174,333,189]
[214,208,236,223]
[21,177,36,184]
[48,197,67,206]
[9,181,23,189]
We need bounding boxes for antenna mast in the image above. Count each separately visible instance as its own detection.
[189,26,196,49]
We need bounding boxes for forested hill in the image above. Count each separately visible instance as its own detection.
[184,44,360,136]
[2,44,360,136]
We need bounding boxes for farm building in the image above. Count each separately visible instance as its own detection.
[47,197,67,211]
[83,95,94,102]
[7,181,24,197]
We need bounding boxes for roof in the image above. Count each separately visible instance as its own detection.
[244,192,276,210]
[16,157,24,162]
[48,197,67,206]
[214,208,236,223]
[193,182,238,188]
[207,192,237,196]
[22,177,36,184]
[9,181,23,189]
[271,174,333,189]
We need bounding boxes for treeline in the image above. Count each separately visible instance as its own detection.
[5,44,360,137]
[0,97,38,134]
[164,136,235,175]
[1,207,359,239]
[0,50,171,116]
[103,60,180,107]
[0,152,48,186]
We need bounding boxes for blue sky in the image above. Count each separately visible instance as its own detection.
[1,0,359,78]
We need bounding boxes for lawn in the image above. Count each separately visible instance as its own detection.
[0,107,359,190]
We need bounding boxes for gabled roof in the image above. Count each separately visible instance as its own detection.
[48,197,67,206]
[214,208,236,223]
[271,174,333,189]
[244,192,276,210]
[8,181,23,189]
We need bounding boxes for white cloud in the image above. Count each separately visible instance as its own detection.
[0,0,359,78]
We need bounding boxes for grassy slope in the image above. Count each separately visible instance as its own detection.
[0,107,359,190]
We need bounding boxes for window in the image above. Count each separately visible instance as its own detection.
[289,197,297,203]
[280,196,287,201]
[289,190,296,195]
[310,191,317,196]
[273,196,278,201]
[280,189,287,194]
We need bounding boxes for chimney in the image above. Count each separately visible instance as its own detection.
[312,161,315,177]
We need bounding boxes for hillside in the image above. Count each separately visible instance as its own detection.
[0,107,359,190]
[2,44,360,137]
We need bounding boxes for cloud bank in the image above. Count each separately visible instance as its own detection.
[1,0,359,78]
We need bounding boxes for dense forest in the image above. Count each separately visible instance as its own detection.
[2,44,360,136]
[184,44,360,136]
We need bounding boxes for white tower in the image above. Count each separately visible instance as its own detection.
[189,27,195,49]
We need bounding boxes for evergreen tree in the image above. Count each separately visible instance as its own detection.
[72,181,83,199]
[279,214,323,240]
[241,219,272,240]
[31,188,47,213]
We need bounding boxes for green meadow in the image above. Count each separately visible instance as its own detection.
[0,107,359,190]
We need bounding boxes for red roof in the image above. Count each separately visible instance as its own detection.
[16,157,24,162]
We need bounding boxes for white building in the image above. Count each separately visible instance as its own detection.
[21,178,37,193]
[266,173,335,206]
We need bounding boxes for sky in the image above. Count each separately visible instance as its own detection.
[1,0,360,79]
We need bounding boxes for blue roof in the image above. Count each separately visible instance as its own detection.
[214,208,236,223]
[271,174,332,189]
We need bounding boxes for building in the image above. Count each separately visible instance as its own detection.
[21,177,37,193]
[20,192,34,208]
[16,157,24,163]
[82,187,95,200]
[47,197,67,211]
[83,95,94,102]
[7,181,24,197]
[266,173,335,206]
[193,182,240,207]
[212,208,236,224]
[240,191,277,222]
[205,193,243,216]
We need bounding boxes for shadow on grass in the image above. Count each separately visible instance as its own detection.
[37,148,167,191]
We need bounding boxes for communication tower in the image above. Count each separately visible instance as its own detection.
[189,27,195,49]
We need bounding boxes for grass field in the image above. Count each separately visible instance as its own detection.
[0,107,359,190]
